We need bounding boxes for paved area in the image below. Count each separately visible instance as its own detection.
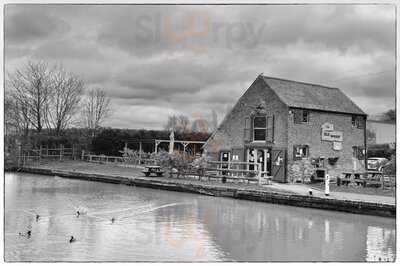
[272,183,395,205]
[24,160,395,206]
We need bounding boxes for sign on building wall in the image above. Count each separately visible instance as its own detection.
[322,130,343,142]
[321,122,343,153]
[333,142,343,150]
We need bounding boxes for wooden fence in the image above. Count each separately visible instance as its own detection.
[168,160,271,185]
[17,145,80,167]
[81,151,156,167]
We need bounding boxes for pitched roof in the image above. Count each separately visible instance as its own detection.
[261,75,366,115]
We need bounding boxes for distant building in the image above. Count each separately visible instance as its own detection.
[204,75,367,183]
[366,120,395,145]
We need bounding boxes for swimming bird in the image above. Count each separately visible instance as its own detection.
[36,214,40,221]
[69,236,76,243]
[26,230,31,238]
[76,211,80,217]
[111,217,115,224]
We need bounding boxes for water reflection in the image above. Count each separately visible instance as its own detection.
[5,173,395,262]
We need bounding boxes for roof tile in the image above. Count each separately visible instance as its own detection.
[261,75,366,115]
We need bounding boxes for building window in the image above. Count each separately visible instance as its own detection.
[294,109,309,124]
[352,115,365,129]
[253,116,266,141]
[352,146,365,160]
[293,145,309,160]
[351,116,356,127]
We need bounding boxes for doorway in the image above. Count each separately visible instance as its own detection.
[246,148,271,176]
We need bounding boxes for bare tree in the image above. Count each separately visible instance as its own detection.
[177,115,190,133]
[46,66,84,135]
[191,118,209,133]
[165,115,178,131]
[7,61,85,135]
[7,61,52,132]
[81,88,111,137]
[4,94,29,136]
[164,114,190,133]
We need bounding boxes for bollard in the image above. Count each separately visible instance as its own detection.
[325,174,330,196]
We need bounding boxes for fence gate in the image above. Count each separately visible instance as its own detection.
[271,149,287,182]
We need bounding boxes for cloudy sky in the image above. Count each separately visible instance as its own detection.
[5,4,395,129]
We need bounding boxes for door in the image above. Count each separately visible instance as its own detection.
[247,149,256,171]
[220,151,230,175]
[265,149,271,176]
[247,148,271,175]
[271,149,287,182]
[257,149,265,172]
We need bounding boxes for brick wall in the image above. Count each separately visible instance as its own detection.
[204,77,288,160]
[287,110,366,181]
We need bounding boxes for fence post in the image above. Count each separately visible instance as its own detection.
[59,144,62,161]
[81,150,85,161]
[258,163,262,185]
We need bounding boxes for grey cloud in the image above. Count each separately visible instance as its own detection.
[5,5,70,45]
[4,4,396,129]
[113,57,254,100]
[33,39,104,60]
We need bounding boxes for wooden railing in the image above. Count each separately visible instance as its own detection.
[81,151,156,166]
[168,160,271,185]
[205,161,271,185]
[17,145,80,166]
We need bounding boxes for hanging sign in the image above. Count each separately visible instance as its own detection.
[333,142,342,150]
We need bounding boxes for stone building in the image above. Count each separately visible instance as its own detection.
[203,75,367,182]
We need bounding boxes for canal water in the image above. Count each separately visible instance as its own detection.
[5,172,396,262]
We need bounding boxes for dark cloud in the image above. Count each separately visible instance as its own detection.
[4,4,396,129]
[33,39,104,60]
[5,5,70,45]
[112,57,254,100]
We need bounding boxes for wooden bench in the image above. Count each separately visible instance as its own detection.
[349,171,385,188]
[339,172,364,186]
[142,165,164,177]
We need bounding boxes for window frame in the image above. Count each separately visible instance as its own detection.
[351,116,357,127]
[293,145,309,160]
[352,115,365,129]
[293,109,310,124]
[253,116,267,142]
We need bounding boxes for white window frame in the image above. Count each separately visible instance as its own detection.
[253,116,267,142]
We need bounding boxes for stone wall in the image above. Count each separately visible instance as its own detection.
[204,77,289,160]
[287,110,366,182]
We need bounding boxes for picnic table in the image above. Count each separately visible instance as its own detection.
[142,165,164,177]
[340,170,386,188]
[340,171,364,186]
